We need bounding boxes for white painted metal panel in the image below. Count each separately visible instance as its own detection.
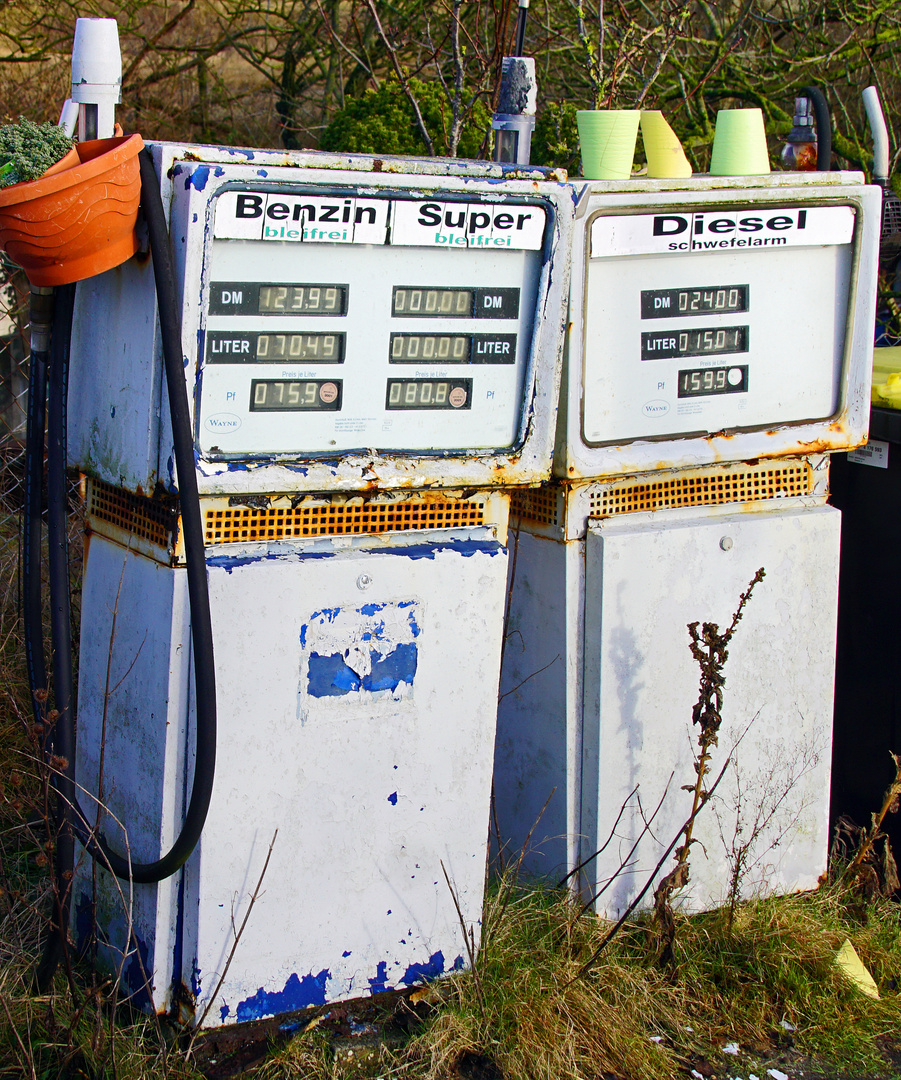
[73,536,190,1008]
[493,531,585,880]
[188,531,507,1022]
[67,144,574,496]
[555,175,881,481]
[582,504,840,916]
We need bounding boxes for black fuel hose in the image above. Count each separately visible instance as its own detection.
[27,147,217,913]
[23,343,48,725]
[67,148,218,883]
[800,85,832,171]
[34,283,78,991]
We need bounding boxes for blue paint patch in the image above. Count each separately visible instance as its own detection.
[359,602,383,616]
[186,165,211,190]
[452,954,465,971]
[342,950,352,957]
[307,642,417,697]
[368,961,391,995]
[220,1003,230,1021]
[236,969,330,1022]
[74,893,94,952]
[207,538,500,573]
[123,933,154,1009]
[387,791,398,805]
[400,951,447,987]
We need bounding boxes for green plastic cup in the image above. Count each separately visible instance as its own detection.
[576,110,641,180]
[709,109,771,176]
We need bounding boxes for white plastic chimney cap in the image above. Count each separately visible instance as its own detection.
[71,17,122,104]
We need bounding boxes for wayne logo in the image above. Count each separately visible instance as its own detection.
[590,204,856,258]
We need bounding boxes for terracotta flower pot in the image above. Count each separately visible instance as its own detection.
[0,132,144,286]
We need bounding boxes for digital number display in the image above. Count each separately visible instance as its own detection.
[256,333,344,361]
[392,286,520,320]
[677,366,748,397]
[393,288,473,316]
[391,334,470,361]
[389,333,516,364]
[641,326,748,361]
[250,380,341,411]
[258,284,347,314]
[386,379,472,410]
[641,285,749,319]
[207,282,348,316]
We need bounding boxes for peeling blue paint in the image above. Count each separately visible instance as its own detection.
[342,950,352,957]
[207,537,500,572]
[308,642,417,697]
[368,961,390,995]
[122,932,153,1010]
[220,1003,230,1021]
[186,165,211,190]
[400,951,448,986]
[387,791,398,805]
[236,969,330,1022]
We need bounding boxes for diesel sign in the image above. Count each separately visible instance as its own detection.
[590,204,856,257]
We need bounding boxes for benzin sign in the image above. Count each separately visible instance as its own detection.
[214,191,546,250]
[590,204,855,257]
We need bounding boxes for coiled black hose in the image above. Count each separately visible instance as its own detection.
[29,145,218,988]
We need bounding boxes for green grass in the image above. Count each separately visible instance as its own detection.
[1,506,900,1079]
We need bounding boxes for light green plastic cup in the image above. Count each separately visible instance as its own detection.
[709,109,771,175]
[576,110,641,180]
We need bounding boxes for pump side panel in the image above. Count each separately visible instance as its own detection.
[68,257,164,494]
[494,530,583,880]
[185,532,506,1024]
[582,504,839,917]
[73,535,190,1009]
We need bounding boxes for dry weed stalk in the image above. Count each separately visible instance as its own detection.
[837,751,901,897]
[651,567,765,966]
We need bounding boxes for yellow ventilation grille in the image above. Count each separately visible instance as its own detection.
[88,479,176,548]
[204,497,486,545]
[510,487,562,527]
[589,462,813,519]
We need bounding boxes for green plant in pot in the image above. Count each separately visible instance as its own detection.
[0,116,144,286]
[0,118,75,188]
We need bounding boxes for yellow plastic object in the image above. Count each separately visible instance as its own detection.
[871,347,901,409]
[834,939,880,998]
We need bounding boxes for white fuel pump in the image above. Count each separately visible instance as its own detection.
[494,173,881,917]
[66,140,574,1024]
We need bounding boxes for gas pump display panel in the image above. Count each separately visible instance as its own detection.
[581,203,857,446]
[199,190,548,458]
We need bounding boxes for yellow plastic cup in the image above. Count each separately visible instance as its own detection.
[640,111,692,179]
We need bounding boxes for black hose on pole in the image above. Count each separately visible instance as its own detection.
[34,283,78,991]
[800,85,832,171]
